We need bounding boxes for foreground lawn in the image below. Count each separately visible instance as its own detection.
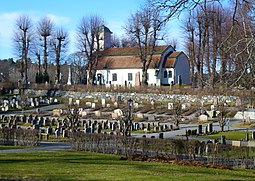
[0,151,255,180]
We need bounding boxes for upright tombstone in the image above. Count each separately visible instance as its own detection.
[133,102,139,109]
[168,103,174,110]
[68,98,72,105]
[102,99,106,108]
[76,99,80,106]
[220,135,226,144]
[207,123,213,133]
[198,125,203,134]
[252,131,255,140]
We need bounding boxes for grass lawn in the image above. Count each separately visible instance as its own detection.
[198,131,251,141]
[0,151,255,180]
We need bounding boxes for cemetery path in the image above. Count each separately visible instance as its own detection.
[0,141,71,153]
[4,104,65,115]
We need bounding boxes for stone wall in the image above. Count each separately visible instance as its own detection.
[23,89,238,104]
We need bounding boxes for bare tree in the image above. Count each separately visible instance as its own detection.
[125,0,165,85]
[51,27,69,83]
[120,36,137,48]
[111,34,121,48]
[37,16,54,75]
[76,15,103,84]
[68,52,88,84]
[13,14,34,88]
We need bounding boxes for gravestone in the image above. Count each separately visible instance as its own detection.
[198,125,203,134]
[220,135,226,144]
[102,99,106,108]
[76,99,80,106]
[91,103,96,109]
[207,123,213,133]
[252,131,255,140]
[168,103,173,110]
[133,102,139,109]
[85,102,92,107]
[68,98,72,105]
[198,114,208,122]
[232,141,241,147]
[46,126,53,135]
[147,115,155,122]
[136,113,144,119]
[159,132,163,139]
[95,111,101,117]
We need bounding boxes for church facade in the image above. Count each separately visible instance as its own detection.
[94,26,190,86]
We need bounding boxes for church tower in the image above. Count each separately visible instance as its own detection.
[98,25,112,50]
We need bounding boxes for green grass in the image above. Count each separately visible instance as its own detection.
[0,150,255,180]
[198,131,251,140]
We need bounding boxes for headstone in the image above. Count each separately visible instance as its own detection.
[151,100,155,108]
[198,114,208,122]
[53,109,61,117]
[95,111,101,117]
[55,128,60,137]
[159,132,163,139]
[210,104,215,110]
[81,111,87,117]
[247,141,255,147]
[76,99,80,106]
[232,141,241,147]
[147,123,150,131]
[85,102,92,107]
[69,98,72,105]
[220,135,226,144]
[252,131,255,140]
[181,104,187,110]
[198,125,203,134]
[136,113,144,119]
[133,103,139,109]
[114,102,118,108]
[91,103,96,109]
[168,103,174,110]
[102,99,106,108]
[235,98,242,107]
[147,115,155,122]
[207,123,213,133]
[111,96,115,103]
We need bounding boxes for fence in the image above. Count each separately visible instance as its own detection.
[0,128,40,146]
[71,132,255,168]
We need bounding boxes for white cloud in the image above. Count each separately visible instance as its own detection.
[45,13,71,26]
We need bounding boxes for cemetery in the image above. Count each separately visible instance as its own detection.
[0,87,255,170]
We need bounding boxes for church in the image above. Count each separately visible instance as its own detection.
[94,26,190,86]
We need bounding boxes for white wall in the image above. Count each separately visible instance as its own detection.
[96,68,160,86]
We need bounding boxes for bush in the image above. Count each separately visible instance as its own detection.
[35,72,50,84]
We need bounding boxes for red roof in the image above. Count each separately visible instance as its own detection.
[96,46,182,69]
[162,52,183,68]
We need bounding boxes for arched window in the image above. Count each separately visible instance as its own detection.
[168,70,172,78]
[112,73,117,81]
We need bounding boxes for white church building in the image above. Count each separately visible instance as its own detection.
[94,26,190,86]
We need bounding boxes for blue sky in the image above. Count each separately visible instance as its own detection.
[0,0,182,59]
